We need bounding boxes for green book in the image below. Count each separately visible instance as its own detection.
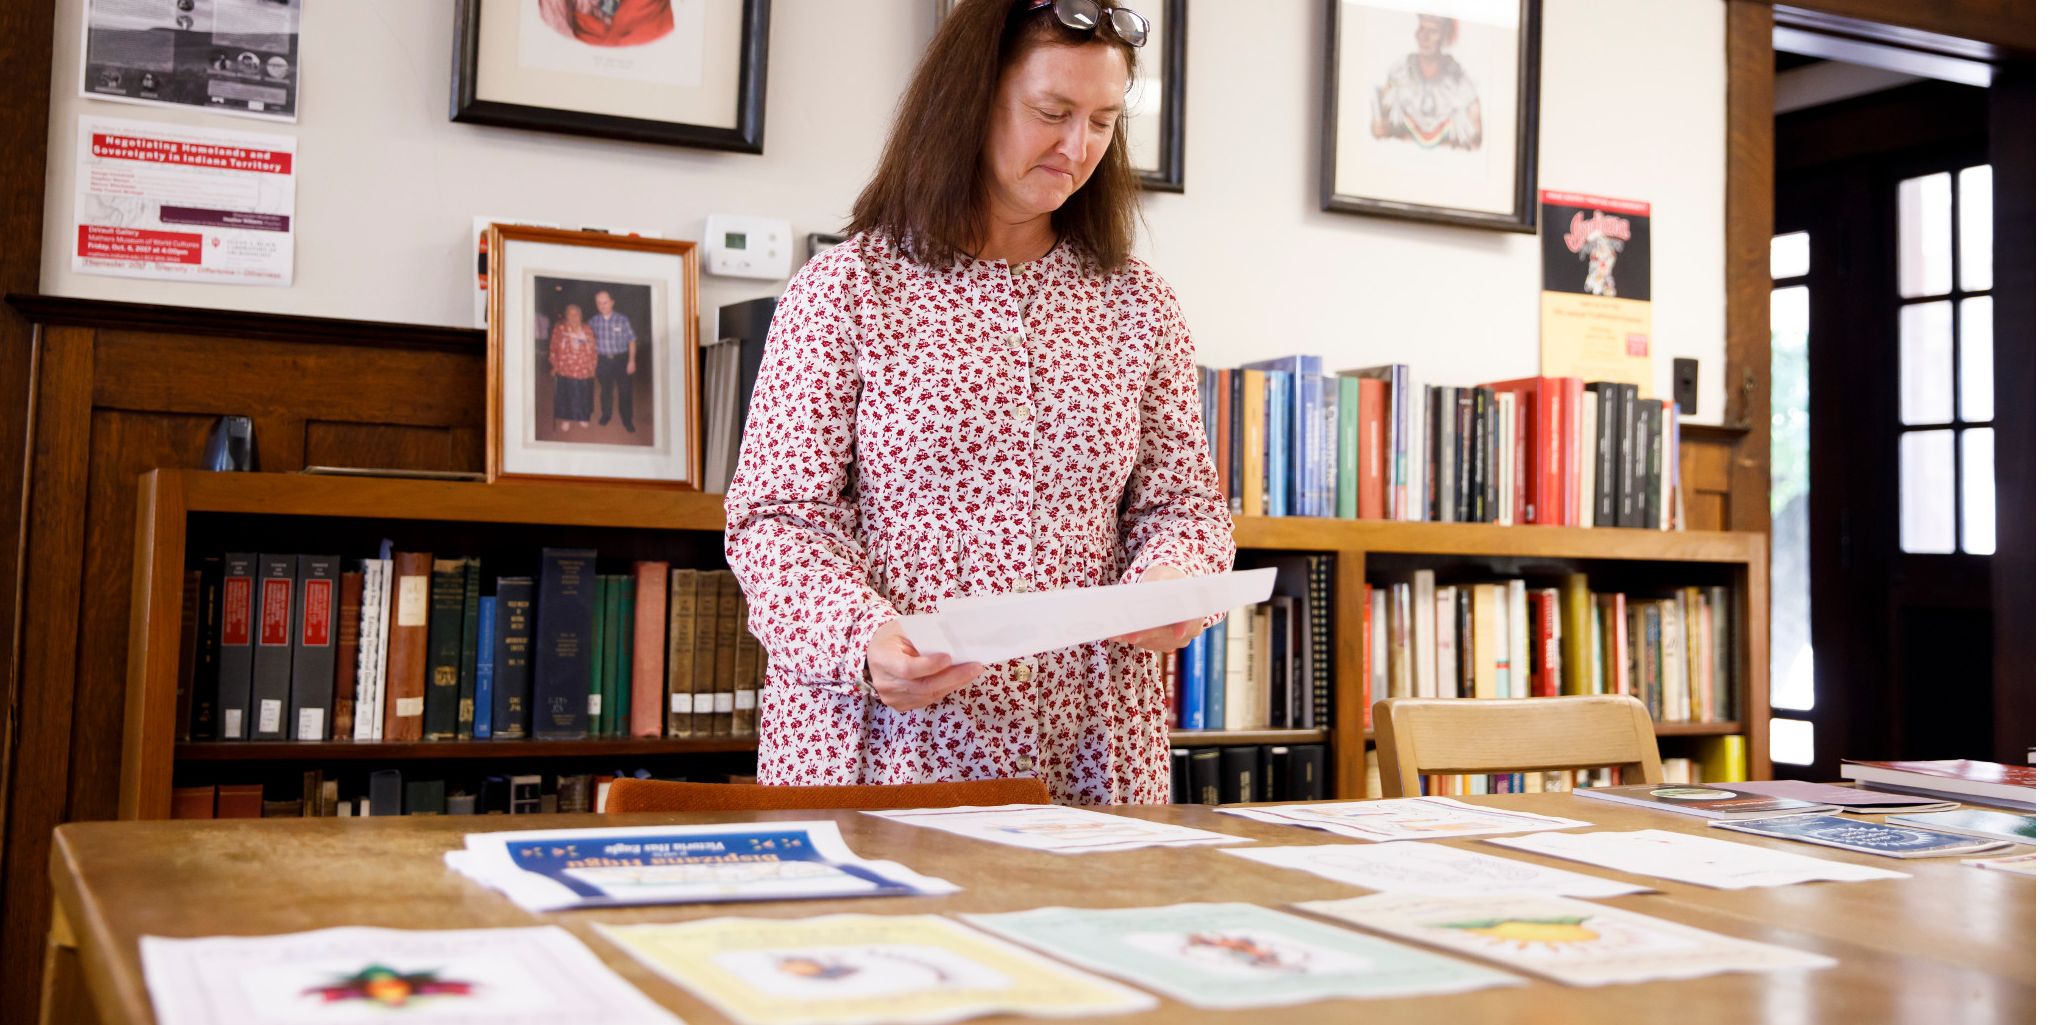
[422,558,467,740]
[455,557,482,740]
[1337,378,1359,520]
[610,576,633,738]
[589,575,611,737]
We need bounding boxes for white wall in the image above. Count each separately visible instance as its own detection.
[42,0,1726,422]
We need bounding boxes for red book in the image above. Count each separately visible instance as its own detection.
[171,785,215,820]
[1214,368,1232,502]
[382,552,433,741]
[1482,376,1583,525]
[630,561,669,738]
[331,571,364,740]
[1531,588,1559,697]
[1841,760,2037,809]
[1357,376,1389,520]
[1362,582,1374,730]
[215,783,264,819]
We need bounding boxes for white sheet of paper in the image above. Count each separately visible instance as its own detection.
[1224,842,1651,898]
[1219,797,1589,842]
[141,925,681,1025]
[894,568,1275,664]
[866,804,1252,853]
[1487,829,1911,889]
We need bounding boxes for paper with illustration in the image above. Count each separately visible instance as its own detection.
[1219,796,1589,842]
[895,567,1275,664]
[961,902,1520,1008]
[1224,841,1650,898]
[598,914,1155,1025]
[1298,892,1835,987]
[867,803,1250,854]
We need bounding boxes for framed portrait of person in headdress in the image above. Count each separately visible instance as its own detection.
[1320,0,1541,231]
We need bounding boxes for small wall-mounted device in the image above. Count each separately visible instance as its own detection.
[702,214,793,280]
[1673,357,1699,416]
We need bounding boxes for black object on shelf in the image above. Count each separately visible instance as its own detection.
[202,415,256,471]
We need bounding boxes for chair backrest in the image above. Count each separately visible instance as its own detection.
[1372,696,1665,798]
[602,777,1054,813]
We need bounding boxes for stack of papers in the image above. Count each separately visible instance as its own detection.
[1488,829,1911,889]
[143,926,680,1025]
[599,914,1156,1025]
[1219,797,1589,842]
[1297,893,1836,987]
[445,822,957,912]
[1224,842,1650,898]
[865,804,1250,854]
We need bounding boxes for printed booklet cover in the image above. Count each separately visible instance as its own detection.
[1573,784,1835,820]
[1709,814,2013,859]
[1885,809,2036,845]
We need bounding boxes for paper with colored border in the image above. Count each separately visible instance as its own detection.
[1224,841,1650,897]
[962,902,1520,1008]
[598,914,1155,1025]
[1488,829,1910,889]
[1298,893,1835,987]
[1219,797,1588,842]
[867,803,1250,853]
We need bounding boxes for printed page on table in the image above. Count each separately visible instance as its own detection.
[1220,796,1589,842]
[1297,893,1835,987]
[961,902,1521,1009]
[1224,842,1650,898]
[1961,853,2035,876]
[1487,829,1911,889]
[140,926,680,1025]
[597,914,1156,1025]
[445,821,957,912]
[866,803,1252,853]
[895,568,1275,664]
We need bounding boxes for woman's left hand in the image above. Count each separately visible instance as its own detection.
[1110,564,1207,653]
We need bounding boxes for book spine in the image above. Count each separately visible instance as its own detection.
[588,575,614,737]
[1560,377,1583,526]
[175,569,201,743]
[472,595,496,739]
[1228,369,1244,515]
[610,574,633,738]
[1177,628,1205,729]
[1337,377,1358,519]
[631,561,668,738]
[1269,372,1291,516]
[667,568,699,737]
[692,572,723,735]
[1293,373,1314,517]
[1309,554,1333,728]
[456,557,482,739]
[422,558,466,740]
[250,554,297,740]
[351,559,382,742]
[1359,378,1387,520]
[1616,384,1641,527]
[1631,396,1655,529]
[734,589,761,736]
[1506,578,1528,697]
[710,572,739,737]
[1242,369,1264,519]
[1216,368,1234,515]
[1592,383,1617,526]
[330,571,362,741]
[1436,388,1457,522]
[190,557,223,740]
[1709,585,1732,721]
[490,578,534,738]
[1560,572,1593,695]
[1205,616,1227,727]
[381,553,431,741]
[531,548,595,740]
[288,554,339,741]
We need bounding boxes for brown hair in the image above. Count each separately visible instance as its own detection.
[846,0,1140,276]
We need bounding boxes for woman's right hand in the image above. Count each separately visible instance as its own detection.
[865,620,982,711]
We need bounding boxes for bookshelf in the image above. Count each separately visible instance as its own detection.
[122,469,1768,819]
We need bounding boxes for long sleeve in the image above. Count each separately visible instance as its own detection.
[723,257,898,692]
[1118,287,1237,584]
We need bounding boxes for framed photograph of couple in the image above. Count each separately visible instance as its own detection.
[487,225,701,488]
[451,0,770,152]
[1321,0,1541,231]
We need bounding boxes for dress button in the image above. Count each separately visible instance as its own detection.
[1014,754,1034,772]
[1011,580,1031,593]
[1010,404,1031,421]
[1005,332,1025,347]
[1012,659,1035,682]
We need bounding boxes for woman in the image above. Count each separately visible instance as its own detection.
[724,0,1233,804]
[548,303,597,433]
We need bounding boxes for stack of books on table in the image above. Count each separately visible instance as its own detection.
[1839,759,2037,812]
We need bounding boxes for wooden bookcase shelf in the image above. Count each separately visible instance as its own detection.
[123,470,1769,818]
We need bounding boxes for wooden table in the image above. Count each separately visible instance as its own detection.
[44,794,2034,1024]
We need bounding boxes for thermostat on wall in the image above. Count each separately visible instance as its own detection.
[702,215,792,280]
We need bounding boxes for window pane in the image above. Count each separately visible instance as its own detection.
[1898,172,1953,298]
[1771,231,1811,280]
[1769,286,1815,713]
[1900,430,1957,553]
[1770,717,1815,767]
[1962,427,1996,555]
[1959,164,1992,292]
[1959,296,1993,422]
[1898,301,1954,425]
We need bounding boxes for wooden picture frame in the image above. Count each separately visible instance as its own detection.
[451,0,771,153]
[486,225,700,487]
[1321,0,1541,232]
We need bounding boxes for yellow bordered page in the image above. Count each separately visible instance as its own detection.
[598,914,1155,1025]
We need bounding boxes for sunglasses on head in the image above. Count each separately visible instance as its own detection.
[1019,0,1149,48]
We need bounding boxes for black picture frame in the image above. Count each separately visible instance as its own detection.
[1320,0,1542,232]
[1131,0,1187,193]
[450,0,772,154]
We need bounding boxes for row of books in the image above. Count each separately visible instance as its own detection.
[1196,357,1683,529]
[168,767,660,819]
[1363,571,1734,726]
[175,548,766,744]
[1170,744,1331,805]
[1161,555,1336,731]
[1414,758,1715,799]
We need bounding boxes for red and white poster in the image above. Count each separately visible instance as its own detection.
[73,116,296,286]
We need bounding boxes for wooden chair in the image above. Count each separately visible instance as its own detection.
[1372,695,1665,798]
[602,776,1053,813]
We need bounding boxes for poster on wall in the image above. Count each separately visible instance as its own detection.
[1538,191,1653,391]
[73,116,297,286]
[81,0,301,121]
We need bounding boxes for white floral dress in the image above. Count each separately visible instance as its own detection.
[722,232,1234,804]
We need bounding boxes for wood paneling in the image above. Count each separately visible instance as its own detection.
[1774,0,2034,54]
[1726,2,1775,537]
[304,422,482,473]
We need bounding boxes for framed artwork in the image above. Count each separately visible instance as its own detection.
[1321,0,1541,232]
[487,225,700,487]
[451,0,771,153]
